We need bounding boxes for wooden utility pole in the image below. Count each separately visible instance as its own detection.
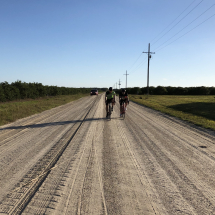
[124,70,129,89]
[143,43,155,95]
[118,79,121,89]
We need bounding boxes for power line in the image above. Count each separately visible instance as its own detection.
[152,0,204,46]
[114,53,144,88]
[129,57,147,74]
[115,1,212,89]
[151,0,197,43]
[127,53,143,71]
[154,3,215,51]
[156,12,215,52]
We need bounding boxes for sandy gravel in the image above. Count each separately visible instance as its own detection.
[0,94,215,214]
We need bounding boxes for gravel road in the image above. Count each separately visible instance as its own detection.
[0,94,215,215]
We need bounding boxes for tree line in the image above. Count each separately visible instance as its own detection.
[117,86,215,95]
[1,81,214,102]
[0,81,102,102]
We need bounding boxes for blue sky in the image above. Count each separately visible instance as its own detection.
[0,0,215,88]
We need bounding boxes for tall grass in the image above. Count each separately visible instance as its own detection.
[130,95,215,131]
[0,94,88,126]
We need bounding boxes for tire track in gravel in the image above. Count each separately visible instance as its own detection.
[0,96,94,167]
[100,100,157,215]
[0,95,100,214]
[21,94,106,215]
[113,114,164,215]
[0,98,89,166]
[131,101,215,145]
[130,102,215,168]
[122,101,215,214]
[0,96,86,133]
[0,96,96,205]
[0,96,93,147]
[130,101,215,175]
[1,94,215,215]
[102,119,122,215]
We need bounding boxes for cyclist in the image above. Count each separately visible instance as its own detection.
[105,87,116,118]
[119,88,129,117]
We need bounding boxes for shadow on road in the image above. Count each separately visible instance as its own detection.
[0,117,107,131]
[168,102,215,121]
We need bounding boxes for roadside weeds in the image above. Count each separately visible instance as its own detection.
[129,95,215,131]
[0,94,89,126]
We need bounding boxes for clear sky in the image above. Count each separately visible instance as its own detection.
[1,0,215,88]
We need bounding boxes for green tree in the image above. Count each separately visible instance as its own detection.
[0,85,6,102]
[154,86,168,95]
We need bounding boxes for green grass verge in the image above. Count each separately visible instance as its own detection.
[129,95,215,131]
[0,94,89,126]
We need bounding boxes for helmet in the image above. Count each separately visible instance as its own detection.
[122,89,125,92]
[109,87,113,91]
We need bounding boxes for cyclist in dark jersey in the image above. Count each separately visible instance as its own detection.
[119,88,129,117]
[105,87,116,118]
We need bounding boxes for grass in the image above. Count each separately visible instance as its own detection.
[129,95,215,131]
[0,94,89,126]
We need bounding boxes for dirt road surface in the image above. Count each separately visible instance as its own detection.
[0,94,215,215]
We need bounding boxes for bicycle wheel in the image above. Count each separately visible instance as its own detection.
[122,102,125,119]
[108,103,111,119]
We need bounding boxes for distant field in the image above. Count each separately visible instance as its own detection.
[129,95,215,131]
[0,94,89,126]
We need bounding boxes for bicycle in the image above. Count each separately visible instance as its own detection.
[120,100,126,119]
[107,102,112,119]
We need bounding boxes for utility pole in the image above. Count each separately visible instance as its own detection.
[143,43,155,95]
[118,79,121,89]
[124,70,129,89]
